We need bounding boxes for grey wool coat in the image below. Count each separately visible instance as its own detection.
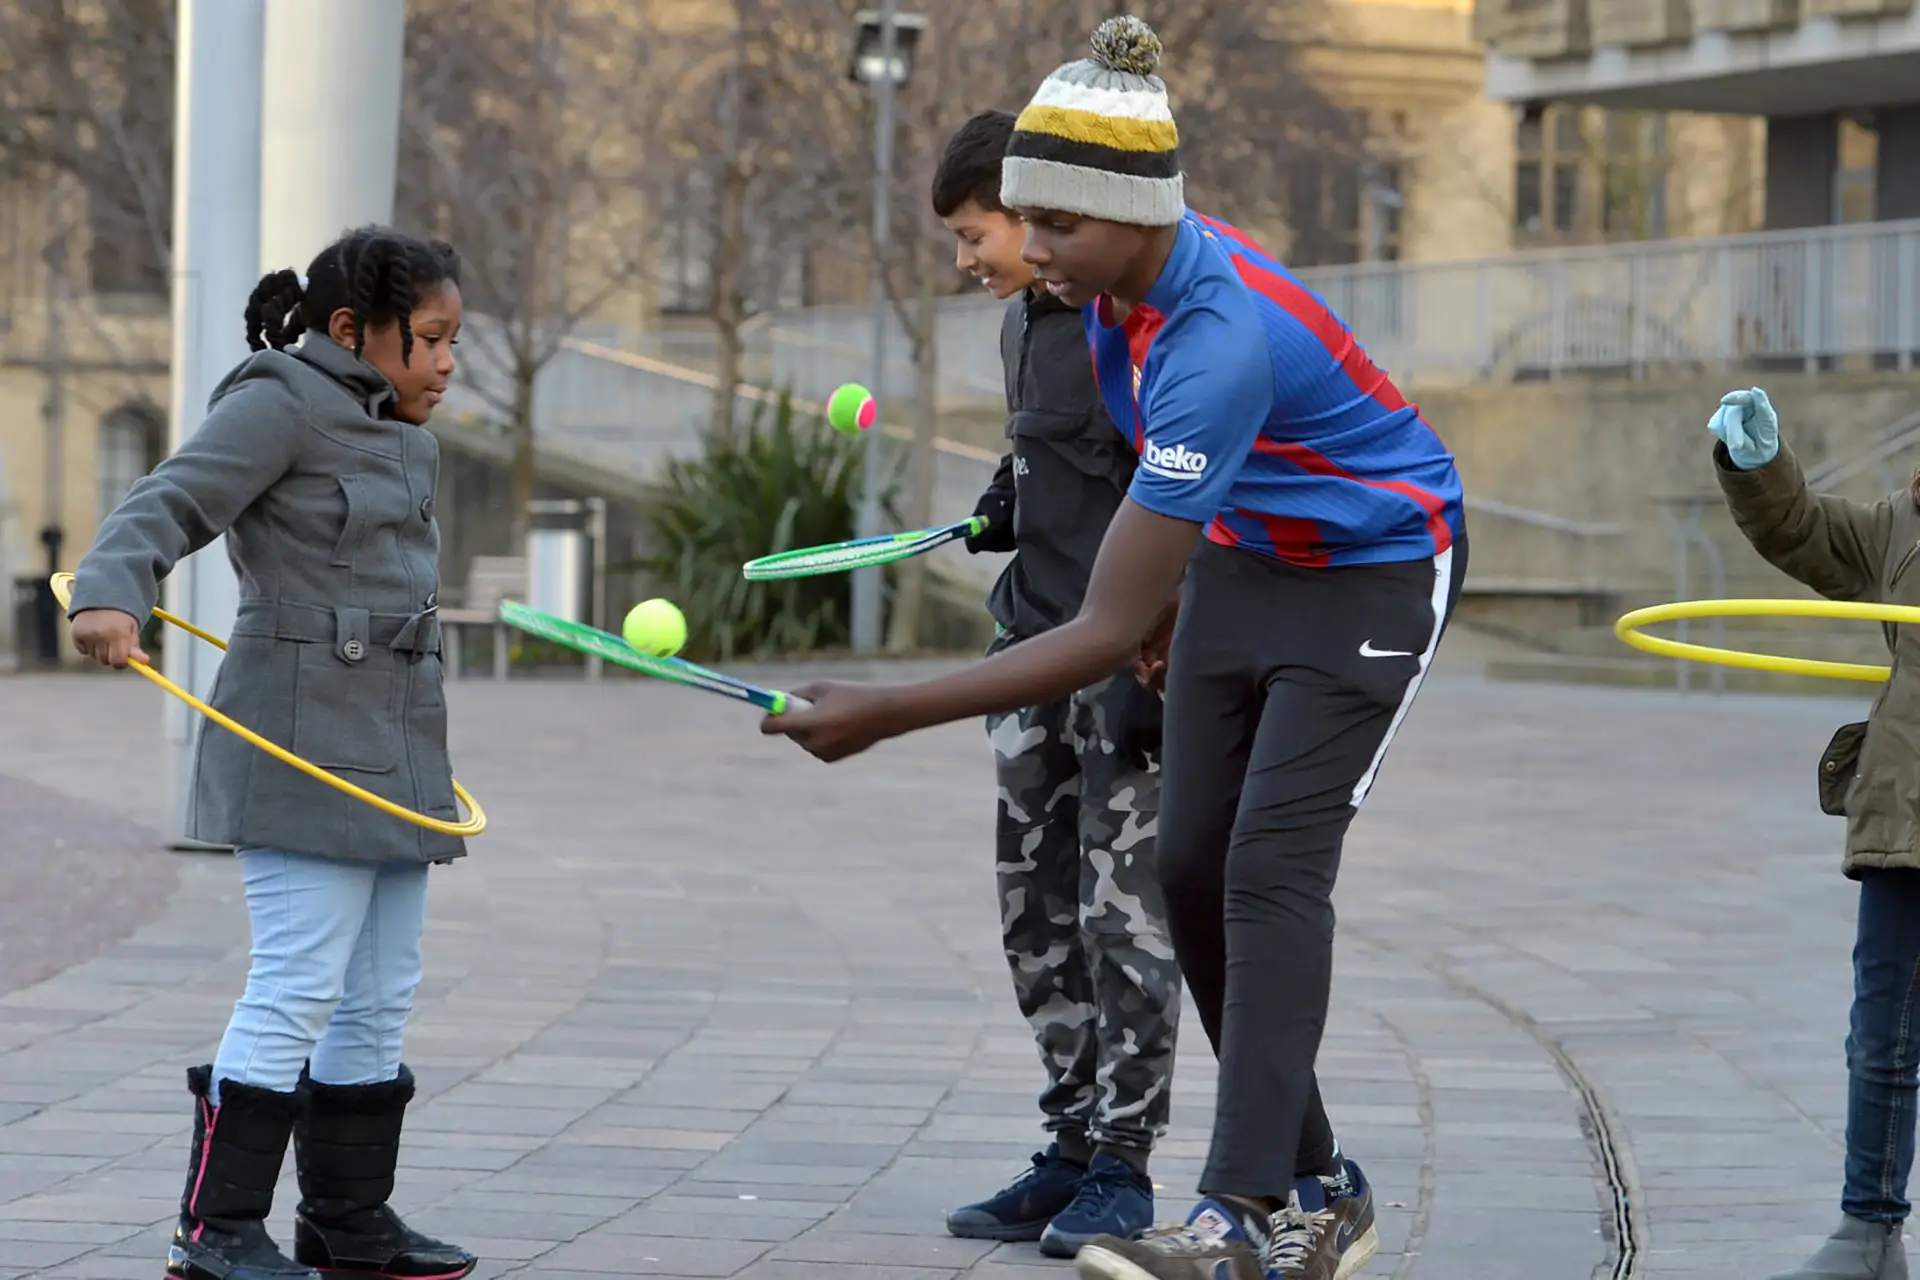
[68,336,465,864]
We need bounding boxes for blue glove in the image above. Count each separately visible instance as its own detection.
[1708,386,1779,470]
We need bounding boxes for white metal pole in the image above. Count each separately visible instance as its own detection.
[851,0,900,655]
[162,0,264,850]
[259,0,406,274]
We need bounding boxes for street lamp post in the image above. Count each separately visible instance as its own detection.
[847,5,924,655]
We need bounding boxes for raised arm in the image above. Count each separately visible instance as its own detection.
[1711,388,1894,603]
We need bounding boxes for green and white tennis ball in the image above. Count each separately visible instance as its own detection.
[622,598,687,658]
[827,383,877,436]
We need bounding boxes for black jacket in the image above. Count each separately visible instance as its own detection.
[979,288,1138,639]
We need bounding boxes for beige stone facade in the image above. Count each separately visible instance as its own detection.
[1309,0,1765,262]
[0,179,167,608]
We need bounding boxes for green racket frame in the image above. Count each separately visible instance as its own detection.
[498,601,807,714]
[740,516,989,581]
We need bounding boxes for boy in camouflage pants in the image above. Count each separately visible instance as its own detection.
[932,110,1181,1260]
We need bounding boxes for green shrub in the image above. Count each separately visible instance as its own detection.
[636,389,901,662]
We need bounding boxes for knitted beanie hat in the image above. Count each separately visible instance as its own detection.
[1000,15,1184,227]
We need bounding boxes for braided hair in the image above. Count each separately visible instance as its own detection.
[244,226,461,366]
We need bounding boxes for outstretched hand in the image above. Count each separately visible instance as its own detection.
[760,682,904,762]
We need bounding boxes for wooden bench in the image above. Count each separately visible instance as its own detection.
[441,555,526,680]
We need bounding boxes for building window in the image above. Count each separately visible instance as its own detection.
[1601,112,1670,238]
[1285,110,1406,266]
[1360,163,1404,262]
[1515,104,1671,244]
[1515,105,1585,237]
[1516,160,1543,230]
[1837,116,1877,224]
[656,166,714,315]
[96,404,163,530]
[1551,161,1579,232]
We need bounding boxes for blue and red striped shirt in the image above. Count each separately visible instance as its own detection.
[1087,211,1463,568]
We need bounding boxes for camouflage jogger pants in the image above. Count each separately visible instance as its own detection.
[985,637,1181,1155]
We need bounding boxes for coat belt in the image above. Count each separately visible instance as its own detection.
[232,599,442,660]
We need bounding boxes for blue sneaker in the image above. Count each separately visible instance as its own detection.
[1039,1153,1155,1258]
[946,1144,1087,1242]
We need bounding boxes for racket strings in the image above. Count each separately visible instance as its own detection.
[746,537,945,579]
[500,603,770,703]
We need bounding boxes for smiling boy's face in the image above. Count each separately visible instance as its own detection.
[942,200,1035,301]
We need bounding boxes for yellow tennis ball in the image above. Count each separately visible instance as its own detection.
[622,598,687,658]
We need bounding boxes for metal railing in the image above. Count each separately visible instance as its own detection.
[1804,406,1920,493]
[1461,495,1627,596]
[750,216,1920,392]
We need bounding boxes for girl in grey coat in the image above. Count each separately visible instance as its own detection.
[68,226,477,1280]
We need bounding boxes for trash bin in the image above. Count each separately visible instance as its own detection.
[12,575,57,666]
[525,527,589,625]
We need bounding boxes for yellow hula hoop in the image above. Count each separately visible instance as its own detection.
[1614,597,1920,683]
[51,573,486,836]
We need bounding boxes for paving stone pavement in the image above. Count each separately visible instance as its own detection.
[0,647,1898,1280]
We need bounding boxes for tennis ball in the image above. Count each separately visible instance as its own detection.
[827,382,877,436]
[622,598,687,658]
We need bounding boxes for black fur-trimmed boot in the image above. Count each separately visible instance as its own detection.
[167,1065,319,1280]
[292,1066,477,1280]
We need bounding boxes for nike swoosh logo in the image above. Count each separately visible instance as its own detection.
[1359,641,1414,658]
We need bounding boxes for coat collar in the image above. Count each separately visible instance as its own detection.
[1024,284,1078,319]
[293,336,397,419]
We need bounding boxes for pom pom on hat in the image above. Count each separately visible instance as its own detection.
[1090,15,1163,77]
[999,14,1185,226]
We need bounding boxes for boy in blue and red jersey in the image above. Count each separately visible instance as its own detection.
[1090,208,1461,574]
[761,18,1467,1280]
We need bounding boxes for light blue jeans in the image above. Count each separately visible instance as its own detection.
[210,848,429,1102]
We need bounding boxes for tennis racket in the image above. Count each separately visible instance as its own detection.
[741,515,989,582]
[498,601,810,714]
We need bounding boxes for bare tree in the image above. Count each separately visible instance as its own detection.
[652,1,864,446]
[400,0,680,546]
[0,0,174,608]
[0,0,175,299]
[1143,1,1373,260]
[840,0,1088,652]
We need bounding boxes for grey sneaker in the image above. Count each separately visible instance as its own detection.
[1768,1215,1909,1280]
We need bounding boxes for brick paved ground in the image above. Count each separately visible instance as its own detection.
[0,647,1894,1279]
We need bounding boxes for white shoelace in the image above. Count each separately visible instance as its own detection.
[1265,1197,1337,1273]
